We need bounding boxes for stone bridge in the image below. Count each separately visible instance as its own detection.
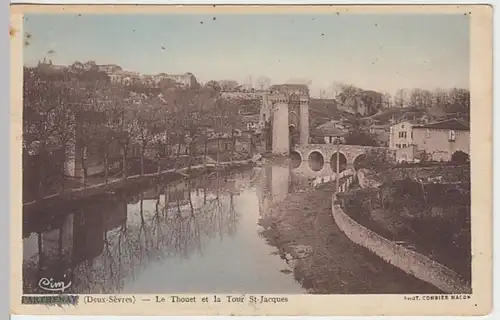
[292,144,390,175]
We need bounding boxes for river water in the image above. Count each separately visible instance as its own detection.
[23,161,324,294]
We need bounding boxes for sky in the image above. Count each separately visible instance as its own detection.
[23,13,469,96]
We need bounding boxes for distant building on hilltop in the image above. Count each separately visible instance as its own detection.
[219,80,239,91]
[98,64,123,73]
[36,59,68,72]
[164,73,198,88]
[109,71,140,86]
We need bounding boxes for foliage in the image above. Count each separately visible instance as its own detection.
[333,83,383,117]
[344,130,378,147]
[204,80,221,92]
[353,148,392,171]
[323,85,471,127]
[343,179,471,280]
[451,150,470,164]
[392,88,470,119]
[23,63,245,196]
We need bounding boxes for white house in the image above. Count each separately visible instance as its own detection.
[389,121,414,149]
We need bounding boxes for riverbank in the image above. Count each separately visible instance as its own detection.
[340,177,471,283]
[258,182,441,294]
[23,159,254,210]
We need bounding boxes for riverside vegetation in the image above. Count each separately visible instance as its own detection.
[338,162,471,282]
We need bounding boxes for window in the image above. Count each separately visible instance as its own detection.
[411,132,413,139]
[402,144,407,148]
[449,130,456,141]
[402,124,405,129]
[329,136,333,143]
[396,144,401,148]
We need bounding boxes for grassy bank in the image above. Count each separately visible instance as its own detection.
[258,183,441,294]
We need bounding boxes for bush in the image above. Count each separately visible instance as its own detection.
[451,151,470,164]
[344,131,378,146]
[354,149,392,171]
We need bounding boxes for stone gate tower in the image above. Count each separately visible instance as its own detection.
[260,84,310,156]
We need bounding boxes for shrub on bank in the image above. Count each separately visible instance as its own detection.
[451,150,470,165]
[340,179,471,281]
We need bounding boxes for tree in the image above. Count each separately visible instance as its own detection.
[381,92,394,109]
[409,88,433,109]
[451,150,469,164]
[133,105,166,176]
[358,90,383,116]
[83,60,98,71]
[204,80,221,92]
[112,96,138,179]
[73,82,109,186]
[158,78,178,91]
[23,69,76,197]
[69,61,85,73]
[220,100,243,161]
[355,149,392,172]
[432,89,449,108]
[334,83,361,105]
[344,131,378,147]
[447,88,470,119]
[96,87,130,183]
[394,88,409,108]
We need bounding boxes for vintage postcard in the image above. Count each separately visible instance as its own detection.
[10,4,492,316]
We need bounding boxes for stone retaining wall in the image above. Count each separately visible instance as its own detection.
[330,177,471,294]
[312,168,355,188]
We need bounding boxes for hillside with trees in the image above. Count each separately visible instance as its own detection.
[23,64,244,201]
[311,83,470,126]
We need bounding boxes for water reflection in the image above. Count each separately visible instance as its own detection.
[23,164,320,294]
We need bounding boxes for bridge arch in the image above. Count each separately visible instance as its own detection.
[353,154,367,170]
[307,150,325,172]
[293,144,390,173]
[330,152,348,172]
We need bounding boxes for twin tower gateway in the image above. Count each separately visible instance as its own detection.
[260,84,310,156]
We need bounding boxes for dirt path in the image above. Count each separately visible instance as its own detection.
[259,184,442,294]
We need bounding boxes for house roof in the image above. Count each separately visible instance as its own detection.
[315,121,348,136]
[371,124,389,129]
[412,118,469,131]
